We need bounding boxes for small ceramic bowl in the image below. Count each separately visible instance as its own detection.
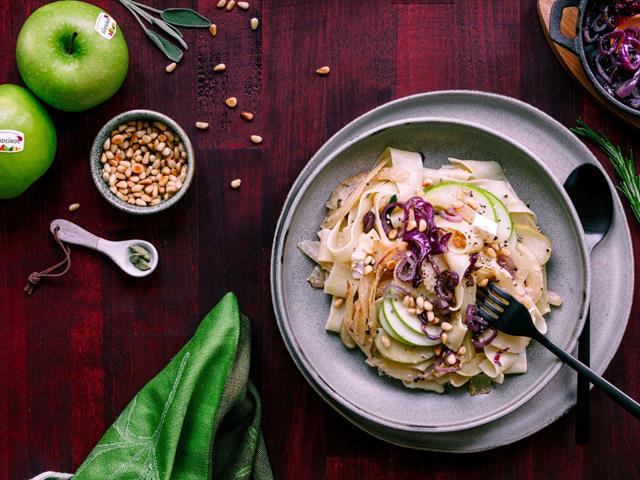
[90,109,195,214]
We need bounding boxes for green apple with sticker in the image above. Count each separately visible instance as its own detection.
[0,84,57,199]
[16,0,129,112]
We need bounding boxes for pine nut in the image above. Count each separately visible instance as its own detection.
[250,17,259,30]
[363,265,373,275]
[240,111,254,121]
[485,247,497,258]
[209,24,217,37]
[388,229,398,240]
[216,0,226,7]
[112,134,124,144]
[406,220,417,231]
[418,219,427,232]
[441,322,453,331]
[416,297,424,309]
[230,178,242,189]
[68,203,80,212]
[457,346,467,356]
[478,278,489,287]
[424,300,433,311]
[316,66,330,75]
[238,1,249,9]
[213,63,226,72]
[165,62,177,73]
[381,335,391,348]
[225,97,238,108]
[333,297,344,308]
[426,311,435,322]
[446,353,457,365]
[250,135,262,144]
[226,0,236,11]
[441,332,448,343]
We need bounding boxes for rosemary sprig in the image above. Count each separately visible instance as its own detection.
[571,118,640,223]
[117,0,211,62]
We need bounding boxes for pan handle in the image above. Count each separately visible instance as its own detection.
[549,0,581,55]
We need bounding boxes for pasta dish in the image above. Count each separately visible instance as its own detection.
[299,148,561,394]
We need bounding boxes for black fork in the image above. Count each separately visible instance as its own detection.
[476,283,640,419]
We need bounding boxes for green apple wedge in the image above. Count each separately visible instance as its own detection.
[16,1,129,112]
[0,84,56,199]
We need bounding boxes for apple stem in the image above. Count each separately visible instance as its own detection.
[66,32,78,55]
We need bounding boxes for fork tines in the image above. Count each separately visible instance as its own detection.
[476,283,509,322]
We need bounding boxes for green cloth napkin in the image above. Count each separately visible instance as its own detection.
[72,292,273,480]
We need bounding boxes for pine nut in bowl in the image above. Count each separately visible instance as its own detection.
[90,109,195,214]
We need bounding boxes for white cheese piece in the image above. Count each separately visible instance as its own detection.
[472,213,498,241]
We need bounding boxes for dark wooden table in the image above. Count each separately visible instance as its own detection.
[1,1,639,478]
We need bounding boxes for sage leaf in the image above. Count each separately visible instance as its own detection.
[152,17,188,49]
[145,29,183,62]
[161,8,211,28]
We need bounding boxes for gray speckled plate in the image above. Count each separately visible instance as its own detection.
[270,91,634,450]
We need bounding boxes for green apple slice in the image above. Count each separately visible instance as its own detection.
[484,190,513,245]
[374,328,435,364]
[382,299,440,346]
[390,298,443,341]
[423,181,495,220]
[378,302,405,343]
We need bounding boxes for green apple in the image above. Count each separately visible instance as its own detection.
[16,0,129,112]
[0,84,57,199]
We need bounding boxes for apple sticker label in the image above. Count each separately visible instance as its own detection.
[0,130,25,153]
[95,12,117,40]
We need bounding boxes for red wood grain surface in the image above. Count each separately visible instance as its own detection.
[1,0,639,478]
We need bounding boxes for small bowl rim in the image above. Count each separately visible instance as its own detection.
[90,109,195,215]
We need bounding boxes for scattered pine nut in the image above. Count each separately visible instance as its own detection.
[250,134,262,144]
[446,353,457,365]
[225,97,238,108]
[441,332,448,343]
[68,203,80,212]
[213,63,226,72]
[250,17,259,30]
[441,322,453,332]
[230,178,242,189]
[209,24,217,37]
[381,335,391,348]
[333,297,344,308]
[240,111,254,121]
[418,219,427,232]
[216,0,226,7]
[316,66,330,75]
[237,1,249,9]
[388,229,398,240]
[478,278,489,287]
[226,0,236,11]
[165,62,177,73]
[406,219,417,231]
[195,122,209,130]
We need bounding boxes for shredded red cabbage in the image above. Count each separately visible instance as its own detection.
[585,1,640,109]
[471,327,497,348]
[465,304,489,333]
[434,270,459,303]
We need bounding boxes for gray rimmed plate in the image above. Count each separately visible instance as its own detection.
[272,117,590,433]
[271,91,634,451]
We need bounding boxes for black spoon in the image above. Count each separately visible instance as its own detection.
[564,163,614,444]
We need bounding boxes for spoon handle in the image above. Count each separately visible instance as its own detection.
[50,219,101,250]
[534,333,640,419]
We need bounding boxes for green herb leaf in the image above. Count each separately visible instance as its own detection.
[161,8,211,28]
[145,29,184,62]
[572,118,640,224]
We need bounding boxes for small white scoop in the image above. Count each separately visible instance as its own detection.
[50,219,158,278]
